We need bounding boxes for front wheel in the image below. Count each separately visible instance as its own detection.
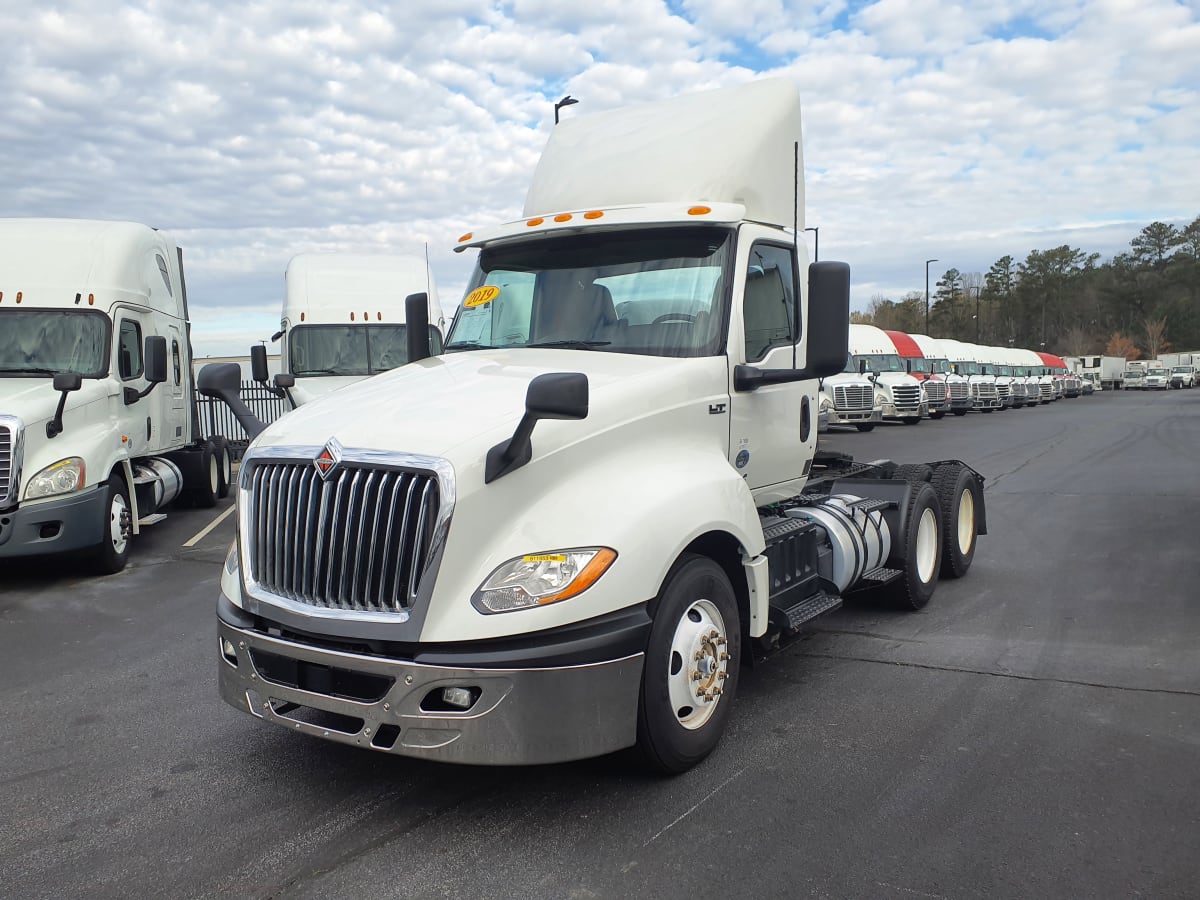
[952,408,968,416]
[902,416,921,426]
[92,479,132,575]
[636,555,740,774]
[930,410,946,420]
[855,423,876,432]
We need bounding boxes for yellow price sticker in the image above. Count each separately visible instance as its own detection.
[523,554,567,563]
[464,285,500,308]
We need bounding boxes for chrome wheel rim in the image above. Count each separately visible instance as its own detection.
[666,599,729,730]
[957,488,975,555]
[915,507,938,584]
[109,492,130,555]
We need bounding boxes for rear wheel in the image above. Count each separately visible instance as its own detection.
[932,463,981,578]
[92,478,132,575]
[855,423,876,432]
[193,441,219,508]
[886,482,942,610]
[637,555,740,774]
[213,437,232,499]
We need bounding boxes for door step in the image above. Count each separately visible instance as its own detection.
[858,565,903,585]
[769,591,842,632]
[138,513,168,526]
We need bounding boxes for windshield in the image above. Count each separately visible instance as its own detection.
[288,324,443,376]
[952,360,981,375]
[1171,366,1192,373]
[1147,368,1167,376]
[929,358,951,375]
[446,228,732,358]
[1125,370,1143,378]
[0,310,110,377]
[906,357,931,374]
[851,353,906,373]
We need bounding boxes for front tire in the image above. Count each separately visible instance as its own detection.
[902,416,921,425]
[886,482,942,610]
[952,408,968,416]
[930,410,946,420]
[636,555,740,774]
[92,478,132,575]
[855,423,876,432]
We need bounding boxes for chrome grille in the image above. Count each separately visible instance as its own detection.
[976,382,998,399]
[0,416,23,509]
[949,381,969,400]
[997,383,1011,400]
[833,384,873,410]
[246,459,441,613]
[1040,382,1053,398]
[924,381,947,402]
[892,384,921,406]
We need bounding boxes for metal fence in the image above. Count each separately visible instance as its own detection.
[197,381,290,456]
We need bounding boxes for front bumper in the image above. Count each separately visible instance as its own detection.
[971,397,1002,409]
[0,486,106,559]
[216,602,646,765]
[826,407,881,425]
[881,401,927,419]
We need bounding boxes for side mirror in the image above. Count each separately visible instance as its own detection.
[485,373,588,483]
[144,335,168,385]
[858,359,867,375]
[406,293,432,363]
[803,261,851,379]
[905,359,912,373]
[274,373,295,390]
[46,373,82,438]
[251,344,270,383]
[198,362,268,439]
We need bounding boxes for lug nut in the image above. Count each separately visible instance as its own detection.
[718,671,727,680]
[691,671,702,681]
[694,650,704,660]
[719,651,729,661]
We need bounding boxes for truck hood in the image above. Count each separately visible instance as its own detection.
[253,349,725,466]
[0,378,111,429]
[289,375,370,407]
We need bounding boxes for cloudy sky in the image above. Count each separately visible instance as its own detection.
[2,0,1197,356]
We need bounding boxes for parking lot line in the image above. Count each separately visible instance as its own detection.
[183,504,236,548]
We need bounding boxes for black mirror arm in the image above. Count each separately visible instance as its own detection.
[46,391,72,438]
[123,381,159,405]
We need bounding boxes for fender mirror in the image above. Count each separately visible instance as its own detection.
[485,373,588,483]
[198,362,268,439]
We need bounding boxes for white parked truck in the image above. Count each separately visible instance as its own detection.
[201,80,987,772]
[847,324,926,424]
[252,253,446,408]
[1169,365,1195,389]
[817,360,883,432]
[885,331,949,419]
[0,219,232,573]
[912,335,971,416]
[942,339,1000,412]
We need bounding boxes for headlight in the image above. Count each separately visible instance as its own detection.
[221,541,243,607]
[25,457,86,499]
[472,547,617,614]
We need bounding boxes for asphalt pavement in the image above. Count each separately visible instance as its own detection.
[1,388,1197,899]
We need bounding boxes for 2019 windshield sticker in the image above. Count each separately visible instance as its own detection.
[464,285,500,308]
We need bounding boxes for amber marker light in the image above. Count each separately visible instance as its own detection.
[458,232,473,242]
[350,312,355,321]
[584,210,604,219]
[554,213,572,222]
[687,206,712,216]
[526,217,544,226]
[89,293,95,305]
[16,291,22,303]
[300,312,306,321]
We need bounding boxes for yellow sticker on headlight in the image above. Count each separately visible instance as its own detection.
[464,285,500,308]
[523,553,567,563]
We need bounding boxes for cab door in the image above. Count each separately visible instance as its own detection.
[113,309,156,457]
[727,236,812,502]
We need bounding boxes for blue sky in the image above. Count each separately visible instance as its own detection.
[1,0,1197,356]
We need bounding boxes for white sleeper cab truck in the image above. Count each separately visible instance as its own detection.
[252,253,446,408]
[912,334,970,416]
[885,330,949,419]
[847,324,926,424]
[0,219,232,573]
[979,345,1019,408]
[817,353,882,432]
[202,80,987,773]
[943,339,999,412]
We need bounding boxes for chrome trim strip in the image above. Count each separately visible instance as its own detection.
[0,415,25,508]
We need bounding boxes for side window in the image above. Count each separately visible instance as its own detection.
[742,243,796,362]
[118,319,143,380]
[171,339,182,385]
[156,254,174,297]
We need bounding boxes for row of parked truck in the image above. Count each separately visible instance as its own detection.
[819,327,1087,432]
[5,79,997,772]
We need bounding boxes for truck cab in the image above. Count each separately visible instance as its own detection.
[271,254,445,406]
[0,219,230,572]
[848,324,926,425]
[942,339,999,412]
[885,330,949,419]
[1169,365,1195,389]
[206,80,987,773]
[911,334,970,415]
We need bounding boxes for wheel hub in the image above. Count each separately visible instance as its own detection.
[667,601,730,730]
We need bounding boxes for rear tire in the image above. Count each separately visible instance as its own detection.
[886,482,942,610]
[636,555,740,774]
[855,423,876,432]
[193,441,219,508]
[92,478,132,575]
[213,437,232,499]
[932,463,981,578]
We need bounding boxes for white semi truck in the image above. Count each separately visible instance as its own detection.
[251,253,446,408]
[847,324,926,424]
[911,335,971,416]
[942,339,1000,412]
[817,359,883,432]
[0,219,232,573]
[201,80,987,772]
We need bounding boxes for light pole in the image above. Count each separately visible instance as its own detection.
[805,226,819,261]
[554,95,578,125]
[973,286,981,342]
[925,258,938,334]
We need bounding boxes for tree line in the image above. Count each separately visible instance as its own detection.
[851,216,1200,359]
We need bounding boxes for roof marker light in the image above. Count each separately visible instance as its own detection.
[15,292,22,303]
[554,213,572,222]
[458,232,473,243]
[526,217,544,227]
[89,293,95,305]
[377,312,382,320]
[300,312,306,321]
[75,293,81,305]
[0,291,4,302]
[350,312,355,321]
[584,210,604,220]
[687,206,712,216]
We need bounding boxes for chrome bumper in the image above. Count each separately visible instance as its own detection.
[217,620,644,765]
[881,401,927,418]
[826,407,881,425]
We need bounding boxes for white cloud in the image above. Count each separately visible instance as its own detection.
[0,0,1196,355]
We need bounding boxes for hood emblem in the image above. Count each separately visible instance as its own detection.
[314,440,342,480]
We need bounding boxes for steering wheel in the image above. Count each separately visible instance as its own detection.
[652,313,695,325]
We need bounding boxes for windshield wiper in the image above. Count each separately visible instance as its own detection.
[526,340,611,350]
[292,368,343,375]
[0,366,60,375]
[444,341,500,352]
